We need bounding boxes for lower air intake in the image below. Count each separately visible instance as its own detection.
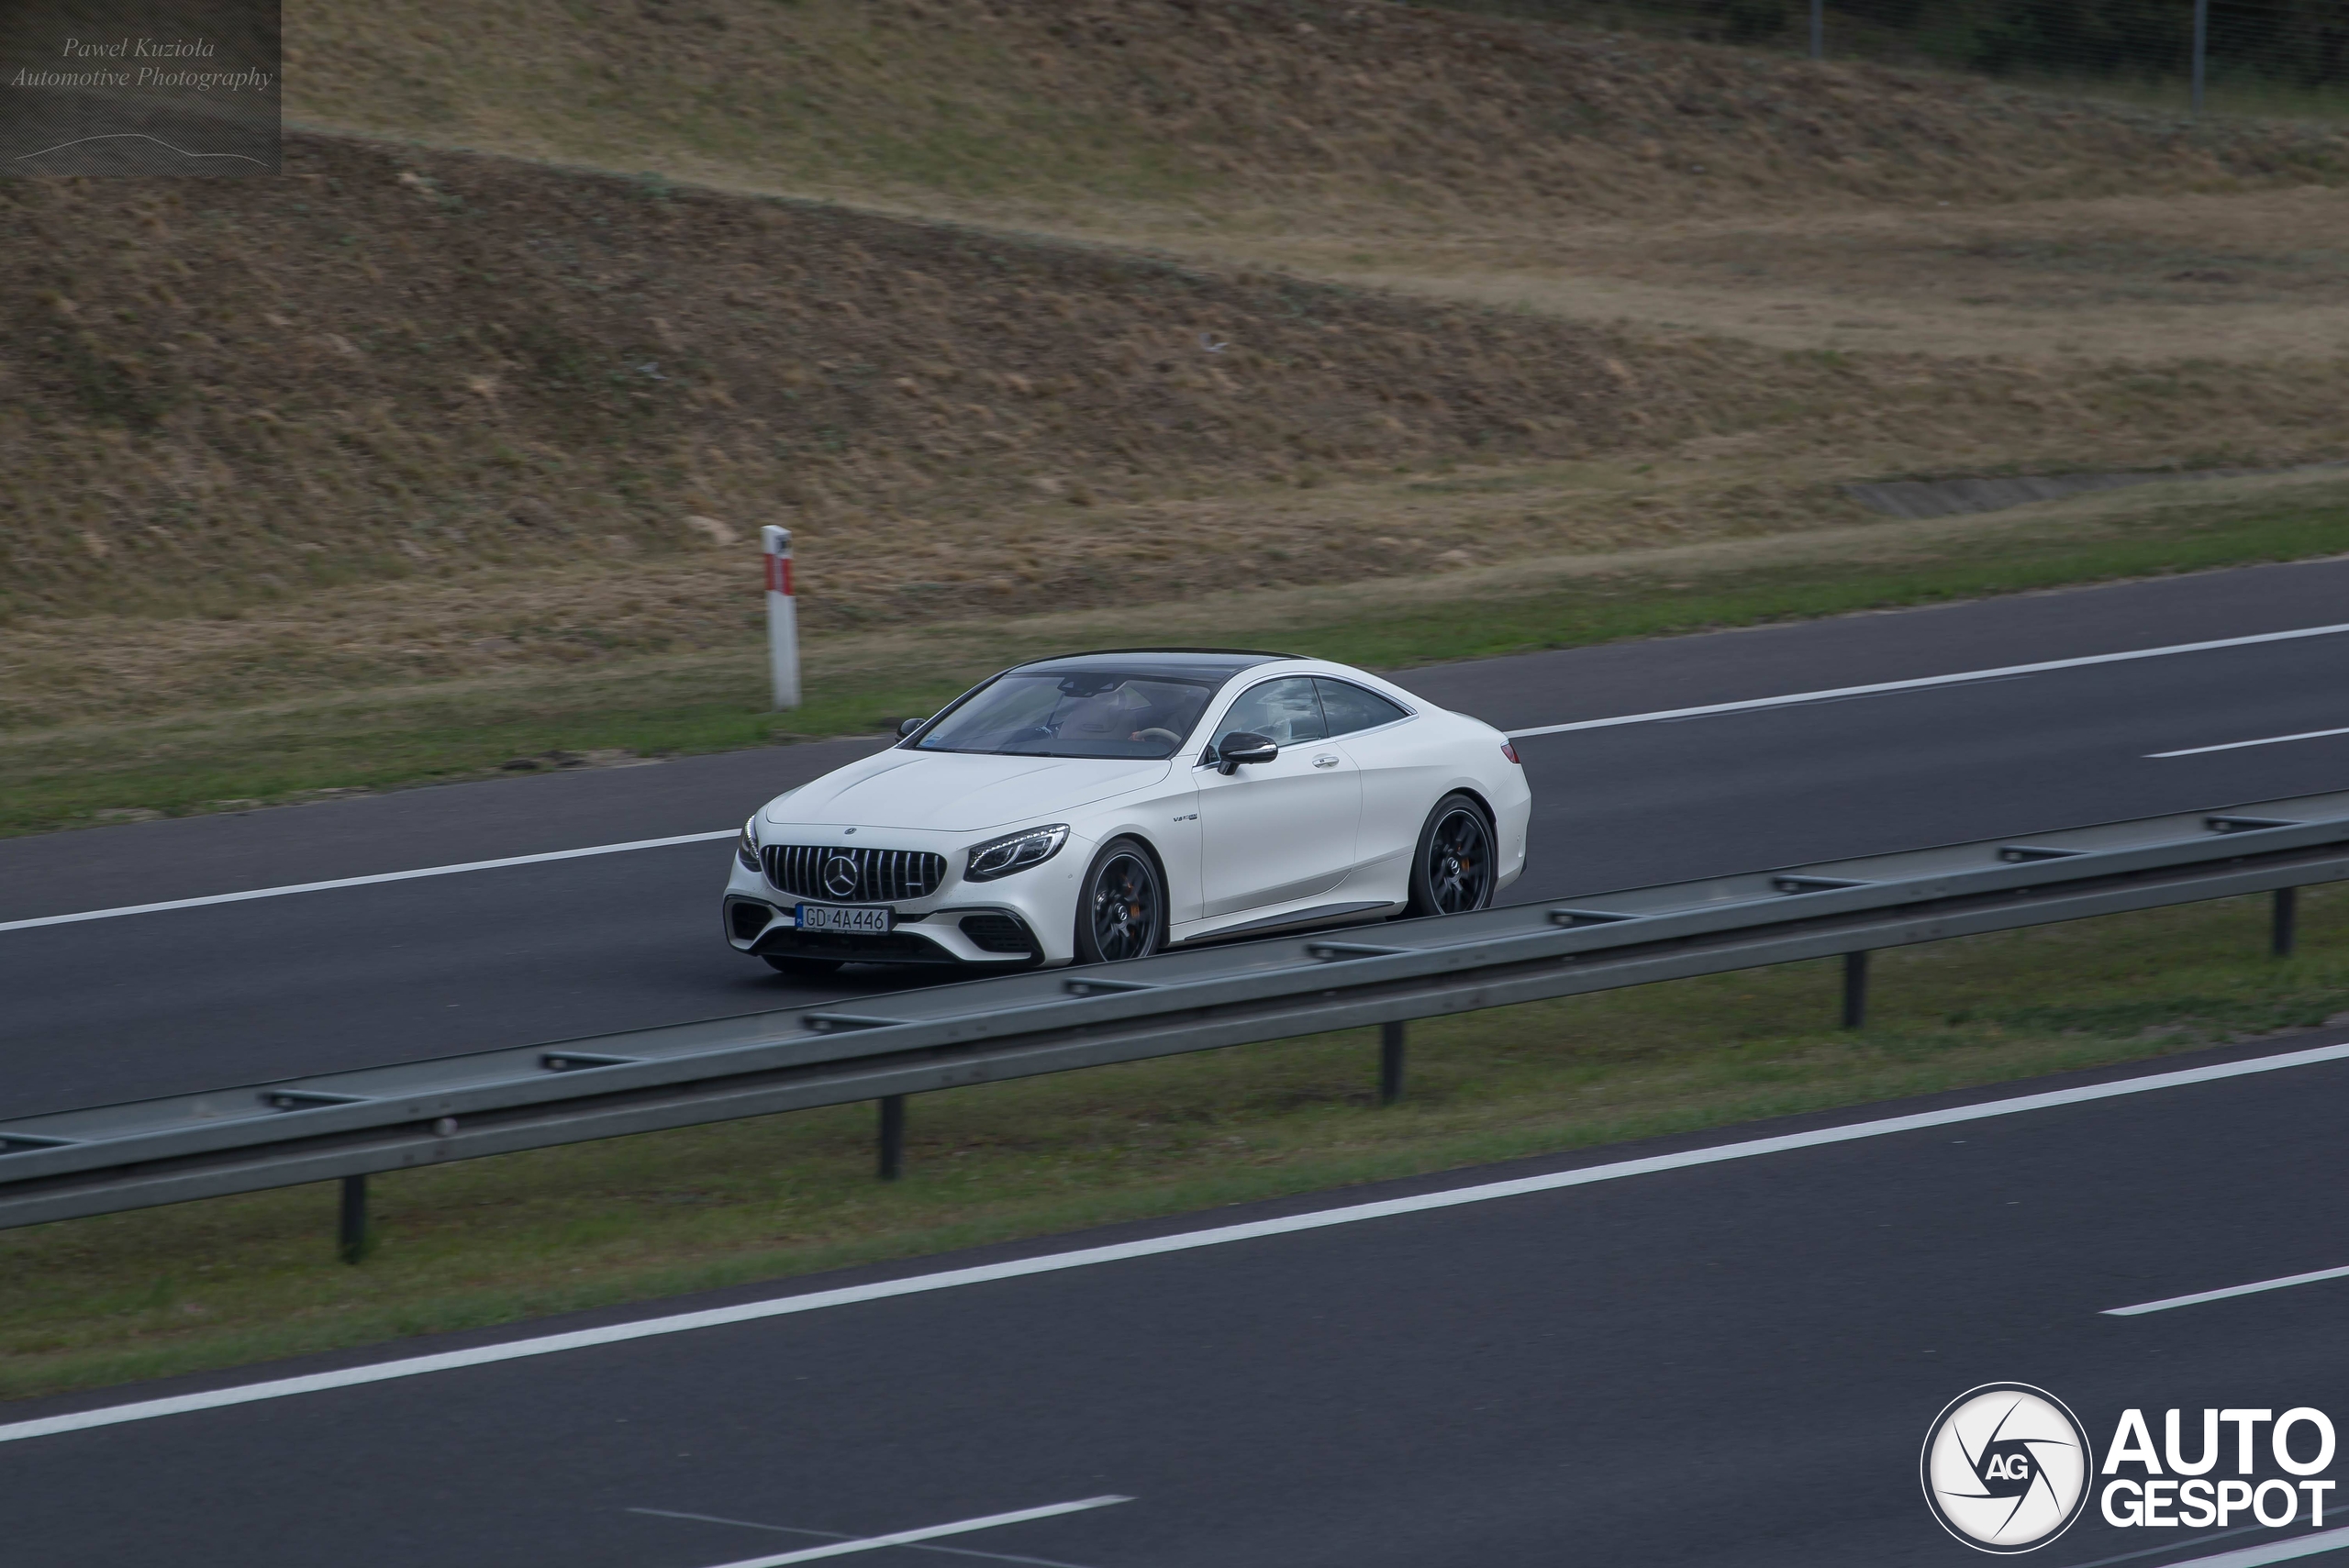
[958,913,1038,955]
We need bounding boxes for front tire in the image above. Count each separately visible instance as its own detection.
[1073,838,1167,964]
[1406,794,1497,917]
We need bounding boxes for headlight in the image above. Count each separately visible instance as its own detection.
[964,823,1069,882]
[738,817,761,873]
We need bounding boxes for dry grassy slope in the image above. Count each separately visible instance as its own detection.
[8,129,2349,650]
[0,129,1702,627]
[286,0,2349,231]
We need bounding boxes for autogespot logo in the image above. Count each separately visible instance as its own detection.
[1921,1384,2093,1553]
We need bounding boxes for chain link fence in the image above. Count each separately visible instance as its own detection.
[1420,0,2349,118]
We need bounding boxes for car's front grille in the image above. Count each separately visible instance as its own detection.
[763,844,947,903]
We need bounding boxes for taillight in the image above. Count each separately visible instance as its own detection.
[1500,741,1521,764]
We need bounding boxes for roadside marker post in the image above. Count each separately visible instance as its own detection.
[763,525,801,710]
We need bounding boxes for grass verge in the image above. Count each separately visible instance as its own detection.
[5,887,2347,1402]
[6,473,2349,837]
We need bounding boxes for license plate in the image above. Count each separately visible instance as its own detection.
[796,902,893,934]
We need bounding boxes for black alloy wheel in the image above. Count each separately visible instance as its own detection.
[1076,838,1166,964]
[1408,795,1497,917]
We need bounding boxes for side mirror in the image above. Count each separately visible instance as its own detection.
[896,717,926,739]
[1216,731,1279,775]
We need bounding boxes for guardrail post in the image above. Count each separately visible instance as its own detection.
[1842,951,1869,1029]
[338,1173,367,1264]
[2274,887,2299,958]
[877,1095,906,1180]
[1379,1020,1407,1106]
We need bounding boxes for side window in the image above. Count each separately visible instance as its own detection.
[1219,677,1327,746]
[1315,679,1408,737]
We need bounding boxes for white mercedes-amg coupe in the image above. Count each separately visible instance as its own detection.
[722,649,1531,973]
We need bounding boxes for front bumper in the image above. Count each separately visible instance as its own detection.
[724,895,1046,966]
[722,828,1088,966]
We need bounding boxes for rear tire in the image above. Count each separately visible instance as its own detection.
[1405,794,1497,917]
[1073,837,1167,964]
[762,953,845,977]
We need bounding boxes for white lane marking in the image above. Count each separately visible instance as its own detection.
[2149,726,2349,759]
[689,1498,1130,1568]
[2057,1511,2315,1568]
[2145,1523,2349,1567]
[2104,1262,2349,1317]
[1502,621,2349,740]
[0,830,739,935]
[6,1039,2349,1447]
[630,1507,1107,1568]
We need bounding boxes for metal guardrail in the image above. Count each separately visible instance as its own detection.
[6,789,2348,1246]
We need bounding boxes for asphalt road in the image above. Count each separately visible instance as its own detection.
[12,559,2349,1566]
[7,556,2349,1120]
[10,1033,2349,1568]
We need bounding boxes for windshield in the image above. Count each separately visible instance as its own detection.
[915,670,1218,759]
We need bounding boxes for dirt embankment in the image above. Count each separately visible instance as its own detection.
[11,2,2346,639]
[288,0,2349,229]
[10,129,2349,649]
[0,131,1753,629]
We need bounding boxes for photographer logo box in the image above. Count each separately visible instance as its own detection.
[1924,1387,2338,1553]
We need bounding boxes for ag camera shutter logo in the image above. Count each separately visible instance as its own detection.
[1921,1384,2092,1552]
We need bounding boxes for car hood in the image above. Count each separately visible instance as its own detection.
[767,751,1174,834]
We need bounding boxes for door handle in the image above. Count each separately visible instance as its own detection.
[1312,754,1340,769]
